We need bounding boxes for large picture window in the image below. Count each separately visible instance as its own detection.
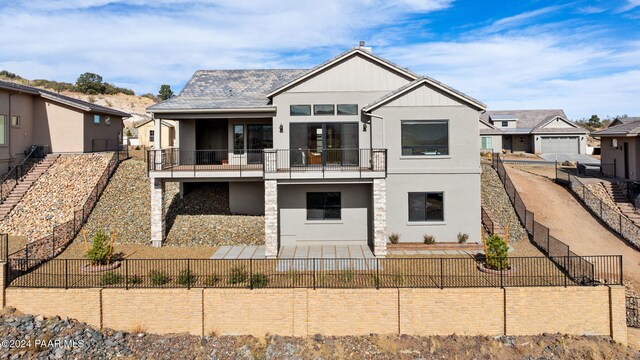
[307,192,341,220]
[408,192,444,222]
[401,121,448,156]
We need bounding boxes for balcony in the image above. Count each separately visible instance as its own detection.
[147,148,387,179]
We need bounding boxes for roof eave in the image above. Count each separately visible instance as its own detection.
[149,106,277,114]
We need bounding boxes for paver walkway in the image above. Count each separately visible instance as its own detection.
[210,244,375,259]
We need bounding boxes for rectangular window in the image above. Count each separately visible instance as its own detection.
[233,124,245,154]
[307,192,341,220]
[481,136,492,150]
[501,121,508,127]
[149,130,155,143]
[401,120,449,156]
[93,115,101,125]
[313,104,334,116]
[0,115,5,145]
[408,192,444,222]
[104,116,111,126]
[290,105,311,116]
[11,115,20,128]
[337,104,358,115]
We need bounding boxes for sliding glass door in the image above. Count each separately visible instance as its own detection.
[290,123,358,166]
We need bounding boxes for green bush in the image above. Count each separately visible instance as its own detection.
[457,233,469,244]
[128,275,143,285]
[101,271,122,285]
[149,270,170,286]
[177,270,196,287]
[388,233,400,244]
[228,266,247,284]
[205,274,221,287]
[251,273,268,288]
[340,269,355,283]
[423,234,436,245]
[486,234,509,270]
[85,230,113,265]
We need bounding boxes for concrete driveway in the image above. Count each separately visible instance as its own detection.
[539,153,600,165]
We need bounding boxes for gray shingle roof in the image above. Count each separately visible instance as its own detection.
[592,118,640,136]
[148,69,308,111]
[480,109,588,135]
[609,116,640,127]
[0,80,130,117]
[489,114,517,121]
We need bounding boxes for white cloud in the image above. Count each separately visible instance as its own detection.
[619,0,640,12]
[482,5,565,33]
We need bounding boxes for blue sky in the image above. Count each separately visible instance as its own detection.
[0,0,638,119]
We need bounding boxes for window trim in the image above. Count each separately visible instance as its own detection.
[290,104,311,116]
[11,115,21,128]
[408,192,445,222]
[400,120,450,157]
[313,104,335,116]
[336,104,358,116]
[93,114,101,125]
[0,115,6,146]
[306,192,341,221]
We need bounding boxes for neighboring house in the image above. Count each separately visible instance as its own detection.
[479,110,589,154]
[133,117,175,148]
[0,80,130,173]
[146,46,486,257]
[592,117,640,180]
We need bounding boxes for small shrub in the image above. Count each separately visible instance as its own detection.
[125,129,133,137]
[135,145,141,150]
[101,271,122,285]
[205,274,221,286]
[251,273,268,288]
[128,275,143,285]
[371,274,380,288]
[423,234,436,245]
[457,232,469,244]
[485,234,509,270]
[177,270,196,287]
[388,233,400,244]
[228,266,247,284]
[394,272,405,286]
[288,270,298,284]
[85,230,113,265]
[340,269,355,283]
[149,270,170,286]
[87,95,96,103]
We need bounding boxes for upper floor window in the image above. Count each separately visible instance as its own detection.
[408,192,444,222]
[93,115,101,125]
[233,124,245,154]
[313,104,334,116]
[401,120,449,156]
[290,105,311,116]
[307,192,341,220]
[105,116,111,126]
[11,115,20,128]
[149,130,155,143]
[337,104,358,115]
[501,121,508,127]
[0,115,6,145]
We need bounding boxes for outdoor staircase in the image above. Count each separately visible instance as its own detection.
[481,204,507,238]
[0,154,59,221]
[601,182,640,225]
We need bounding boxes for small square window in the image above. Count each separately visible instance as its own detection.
[313,104,334,116]
[93,115,100,125]
[307,192,341,220]
[501,121,508,127]
[408,192,444,222]
[105,116,111,126]
[11,115,20,128]
[337,104,358,115]
[290,105,311,116]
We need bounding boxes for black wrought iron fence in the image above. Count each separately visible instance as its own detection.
[4,255,622,289]
[481,207,494,234]
[628,296,640,328]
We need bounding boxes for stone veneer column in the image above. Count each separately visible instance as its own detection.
[150,177,165,247]
[264,180,278,257]
[373,178,387,256]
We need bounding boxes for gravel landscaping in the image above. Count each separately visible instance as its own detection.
[78,159,264,246]
[481,164,527,242]
[0,308,637,359]
[0,154,111,241]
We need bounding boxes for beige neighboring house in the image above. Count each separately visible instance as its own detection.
[0,80,130,173]
[592,117,640,180]
[134,117,175,148]
[479,109,589,154]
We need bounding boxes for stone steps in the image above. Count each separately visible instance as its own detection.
[481,204,507,238]
[0,154,60,221]
[601,181,640,227]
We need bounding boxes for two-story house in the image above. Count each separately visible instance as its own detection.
[146,46,486,257]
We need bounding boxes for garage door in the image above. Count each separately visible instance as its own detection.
[541,136,579,154]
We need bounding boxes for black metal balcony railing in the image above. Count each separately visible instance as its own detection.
[147,148,387,178]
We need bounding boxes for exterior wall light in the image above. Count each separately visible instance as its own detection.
[363,123,367,132]
[279,124,283,133]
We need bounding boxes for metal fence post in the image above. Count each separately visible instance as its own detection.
[52,227,56,257]
[187,259,191,290]
[249,259,253,290]
[500,258,504,288]
[64,259,68,289]
[620,255,624,285]
[313,258,316,290]
[439,258,444,289]
[125,260,129,290]
[376,258,380,290]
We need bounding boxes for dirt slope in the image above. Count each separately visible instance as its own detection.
[506,165,640,292]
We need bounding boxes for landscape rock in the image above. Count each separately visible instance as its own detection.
[481,164,527,241]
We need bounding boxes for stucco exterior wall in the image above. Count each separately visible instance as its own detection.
[229,181,265,215]
[0,91,36,172]
[32,98,84,153]
[510,134,532,153]
[137,121,175,148]
[480,134,502,152]
[278,183,370,245]
[82,113,123,152]
[600,136,640,180]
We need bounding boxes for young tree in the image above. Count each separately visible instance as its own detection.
[587,115,601,129]
[76,72,106,94]
[158,84,174,100]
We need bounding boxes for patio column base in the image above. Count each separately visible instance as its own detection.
[150,177,165,247]
[373,178,387,256]
[264,180,278,257]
